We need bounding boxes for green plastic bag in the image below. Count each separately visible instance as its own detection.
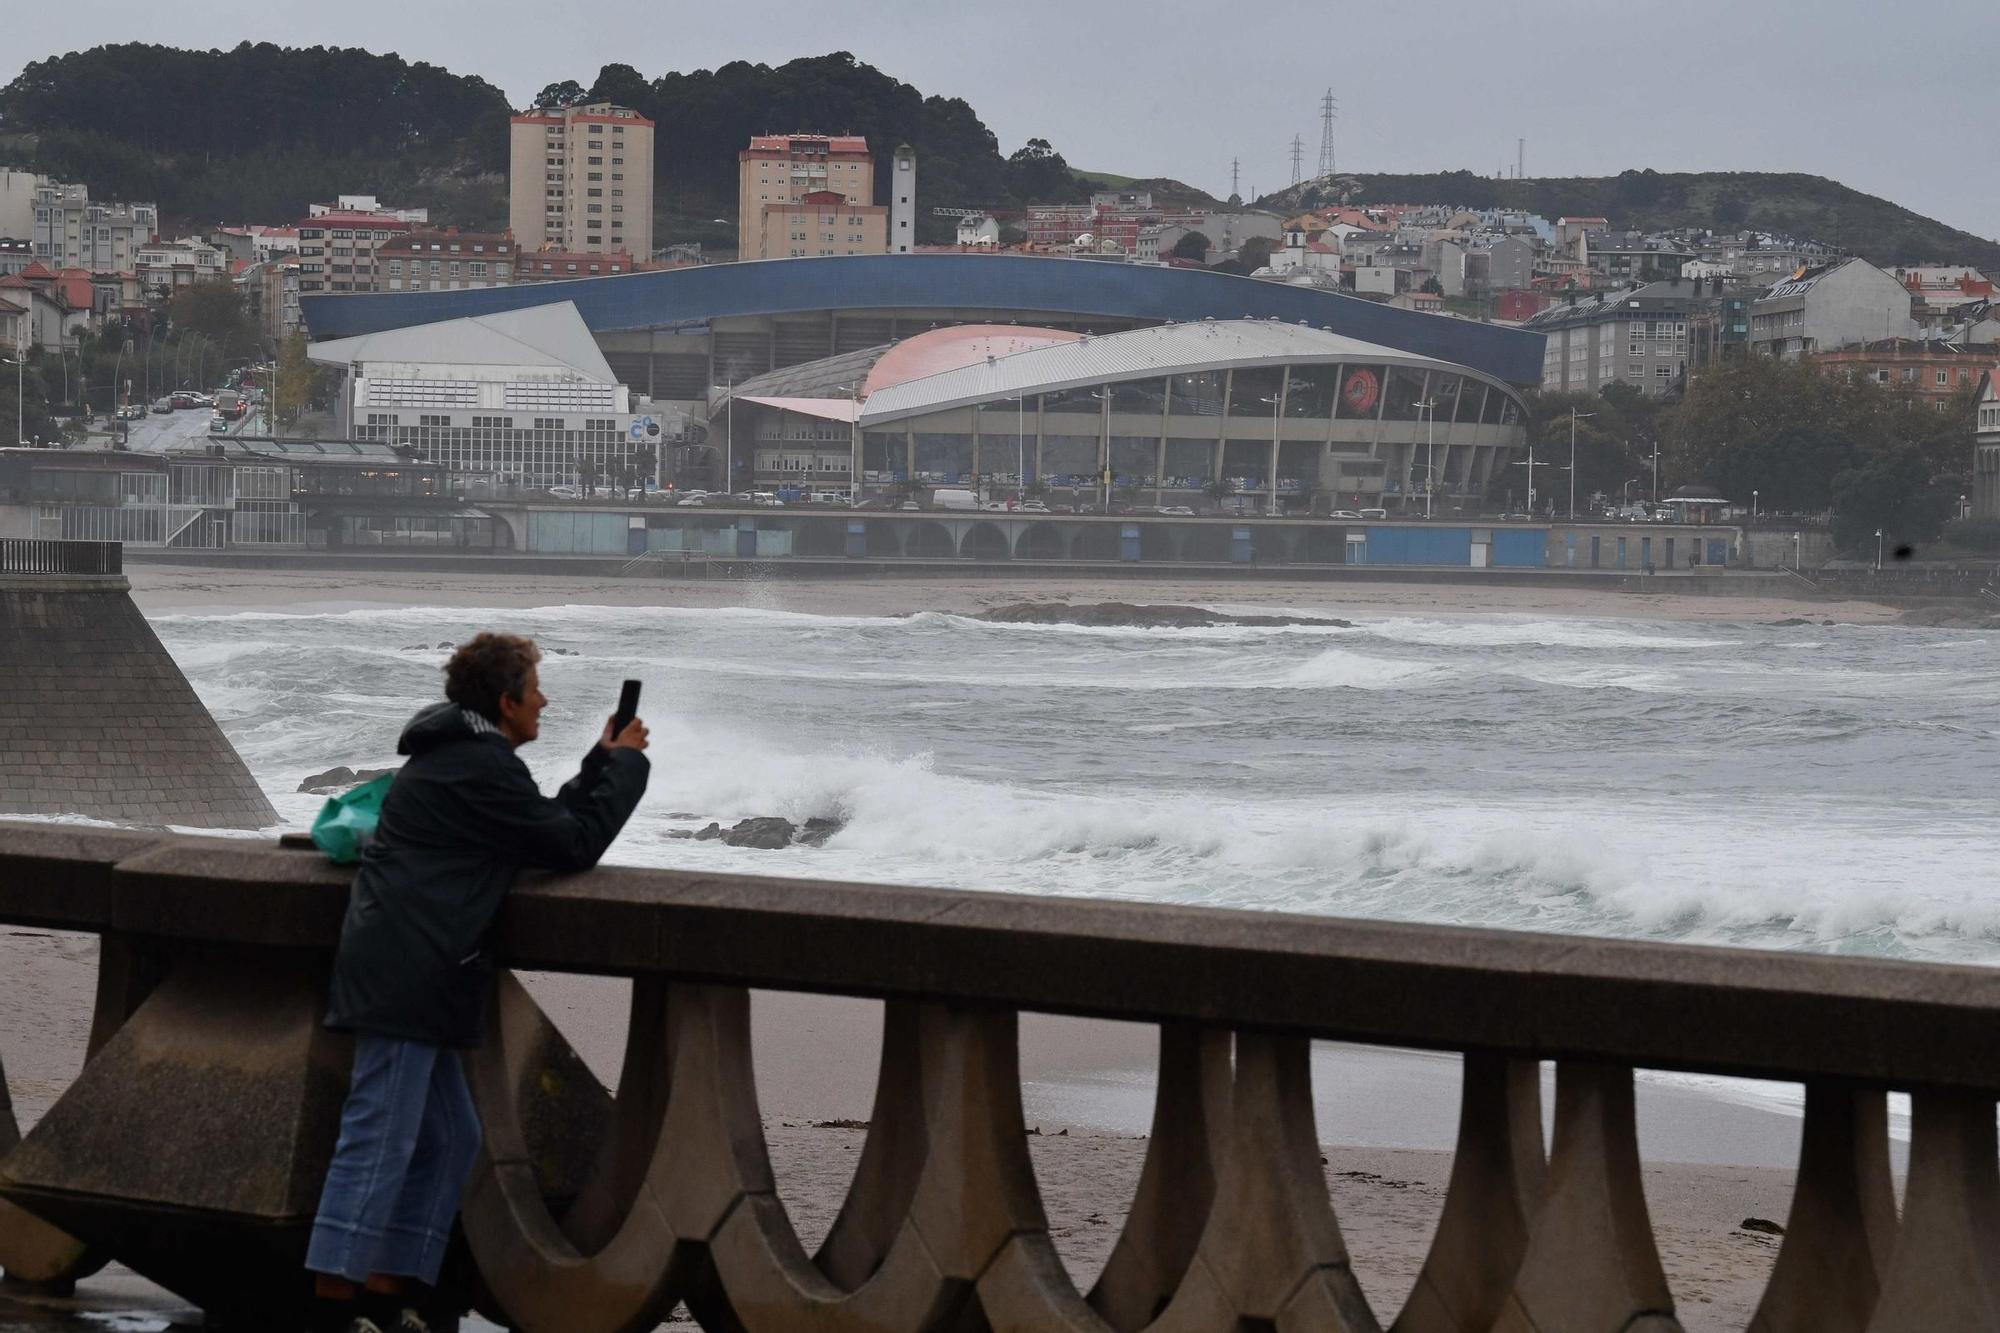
[310,773,395,864]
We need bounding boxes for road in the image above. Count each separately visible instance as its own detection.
[70,407,259,456]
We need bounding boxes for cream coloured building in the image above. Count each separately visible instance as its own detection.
[509,102,654,260]
[737,135,880,261]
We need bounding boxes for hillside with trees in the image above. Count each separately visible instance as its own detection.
[0,45,1098,245]
[1259,169,2000,271]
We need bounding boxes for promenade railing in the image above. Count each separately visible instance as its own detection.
[0,538,122,576]
[0,821,1994,1331]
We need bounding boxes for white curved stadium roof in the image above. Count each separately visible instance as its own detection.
[857,318,1520,426]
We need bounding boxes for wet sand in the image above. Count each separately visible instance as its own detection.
[123,563,1902,626]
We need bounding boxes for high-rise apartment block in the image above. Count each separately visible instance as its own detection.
[510,102,655,260]
[30,182,157,270]
[737,135,885,261]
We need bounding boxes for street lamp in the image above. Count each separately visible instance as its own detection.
[1567,409,1595,519]
[1622,477,1642,505]
[1413,397,1437,518]
[1874,528,1884,573]
[1751,489,1758,520]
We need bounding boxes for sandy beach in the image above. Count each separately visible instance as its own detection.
[122,561,1904,625]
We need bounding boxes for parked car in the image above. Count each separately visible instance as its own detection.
[930,487,979,511]
[897,500,922,511]
[1358,507,1389,519]
[676,494,710,507]
[1156,505,1195,515]
[980,500,1012,512]
[1328,510,1362,519]
[1018,501,1051,513]
[546,484,582,499]
[117,404,144,421]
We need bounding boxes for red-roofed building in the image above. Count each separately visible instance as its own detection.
[0,271,89,348]
[295,213,413,295]
[514,247,636,283]
[737,134,878,260]
[378,229,518,292]
[509,102,654,260]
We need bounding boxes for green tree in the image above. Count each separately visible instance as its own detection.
[1237,236,1275,271]
[1419,275,1444,295]
[1005,138,1084,204]
[1171,230,1212,262]
[533,80,588,109]
[272,331,322,431]
[167,280,256,356]
[0,355,57,445]
[1829,444,1952,555]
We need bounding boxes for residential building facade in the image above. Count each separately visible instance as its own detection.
[510,103,656,259]
[1975,370,2000,518]
[30,183,157,270]
[747,191,888,261]
[294,212,412,295]
[1748,258,1919,359]
[0,170,50,240]
[1523,279,1707,397]
[1813,338,1998,405]
[378,229,516,292]
[514,248,636,282]
[737,134,876,260]
[308,195,428,225]
[135,239,228,298]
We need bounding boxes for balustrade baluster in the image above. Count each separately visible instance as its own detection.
[1392,1053,1544,1332]
[1748,1085,1895,1333]
[1493,1062,1680,1333]
[1863,1090,2000,1331]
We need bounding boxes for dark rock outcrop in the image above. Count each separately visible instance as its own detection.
[667,816,847,848]
[973,602,1351,629]
[296,766,396,794]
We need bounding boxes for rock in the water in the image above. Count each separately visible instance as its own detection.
[690,822,724,841]
[297,765,396,794]
[796,817,844,847]
[722,816,797,849]
[1766,617,1812,627]
[973,601,1350,630]
[436,640,455,649]
[1739,1217,1785,1236]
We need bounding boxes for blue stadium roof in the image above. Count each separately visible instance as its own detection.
[300,254,1545,386]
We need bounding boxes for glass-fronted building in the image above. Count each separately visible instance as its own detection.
[851,320,1527,512]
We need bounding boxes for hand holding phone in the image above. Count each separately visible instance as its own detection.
[605,679,647,751]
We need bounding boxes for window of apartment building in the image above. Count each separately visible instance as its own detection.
[588,204,603,213]
[611,205,623,213]
[610,188,623,198]
[588,140,602,149]
[587,188,603,197]
[1904,367,1917,381]
[1938,370,1950,386]
[611,175,623,184]
[470,262,486,277]
[429,260,441,275]
[1655,367,1673,379]
[611,157,623,166]
[447,262,459,277]
[1626,365,1644,377]
[588,156,602,165]
[387,260,402,276]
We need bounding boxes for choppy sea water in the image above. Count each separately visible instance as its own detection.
[107,603,1993,1163]
[150,603,2000,966]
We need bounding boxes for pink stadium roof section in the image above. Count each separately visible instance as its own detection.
[736,395,860,423]
[861,324,1082,399]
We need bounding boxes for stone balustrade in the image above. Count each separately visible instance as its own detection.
[1,820,1996,1330]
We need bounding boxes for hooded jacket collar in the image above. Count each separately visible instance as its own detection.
[398,701,508,756]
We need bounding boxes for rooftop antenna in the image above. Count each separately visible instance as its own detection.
[1289,135,1304,186]
[1517,137,1525,180]
[1231,157,1241,201]
[1317,88,1339,179]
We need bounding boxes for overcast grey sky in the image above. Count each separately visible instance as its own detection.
[12,0,1998,240]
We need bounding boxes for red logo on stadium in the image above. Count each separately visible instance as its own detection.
[1342,368,1380,415]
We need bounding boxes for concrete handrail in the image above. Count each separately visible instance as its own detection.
[1,820,1996,1330]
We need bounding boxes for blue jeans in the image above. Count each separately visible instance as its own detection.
[306,1035,482,1286]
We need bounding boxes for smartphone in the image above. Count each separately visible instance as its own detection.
[610,679,642,737]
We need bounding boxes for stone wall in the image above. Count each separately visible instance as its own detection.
[0,574,277,828]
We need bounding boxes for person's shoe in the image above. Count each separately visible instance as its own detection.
[389,1309,434,1333]
[341,1319,387,1333]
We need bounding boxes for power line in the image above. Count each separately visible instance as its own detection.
[1317,87,1338,179]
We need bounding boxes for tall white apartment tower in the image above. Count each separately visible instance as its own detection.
[509,102,655,260]
[890,145,917,254]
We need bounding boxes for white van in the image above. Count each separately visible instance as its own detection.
[930,488,979,511]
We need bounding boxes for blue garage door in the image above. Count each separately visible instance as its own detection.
[1491,530,1546,568]
[1365,527,1473,565]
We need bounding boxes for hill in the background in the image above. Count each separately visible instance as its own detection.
[1257,169,2000,271]
[0,45,1104,245]
[1073,171,1223,210]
